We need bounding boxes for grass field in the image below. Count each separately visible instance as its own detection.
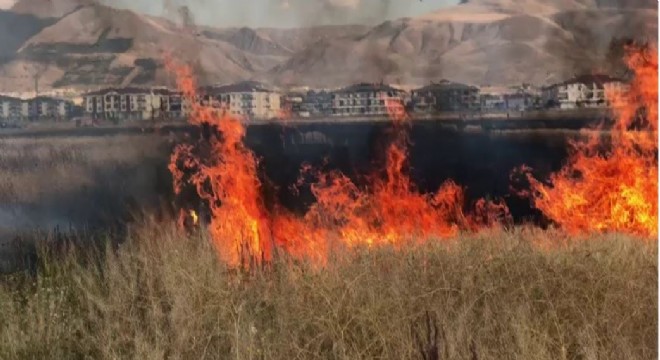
[0,133,656,359]
[0,224,656,359]
[0,134,172,273]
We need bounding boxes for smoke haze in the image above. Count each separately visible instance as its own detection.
[103,0,459,28]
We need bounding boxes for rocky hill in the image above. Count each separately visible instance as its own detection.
[0,0,655,91]
[270,1,657,87]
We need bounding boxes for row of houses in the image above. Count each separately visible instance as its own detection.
[0,95,77,122]
[289,74,626,118]
[1,74,626,122]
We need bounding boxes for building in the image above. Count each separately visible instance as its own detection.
[331,82,406,117]
[411,80,480,113]
[0,95,74,121]
[480,85,541,112]
[201,81,281,120]
[0,95,25,121]
[281,92,309,118]
[83,88,166,121]
[302,90,333,117]
[542,74,627,109]
[480,92,507,112]
[152,88,189,120]
[26,96,74,121]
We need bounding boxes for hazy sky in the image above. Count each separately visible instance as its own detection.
[105,0,461,28]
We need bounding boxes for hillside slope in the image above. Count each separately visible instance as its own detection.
[270,4,657,87]
[0,0,369,91]
[0,0,655,91]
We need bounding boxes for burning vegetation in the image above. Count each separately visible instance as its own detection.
[169,46,657,266]
[522,45,658,238]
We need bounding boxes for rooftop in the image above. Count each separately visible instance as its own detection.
[202,81,275,94]
[551,74,627,88]
[414,80,478,92]
[84,87,155,96]
[0,95,22,102]
[335,82,403,94]
[32,96,70,102]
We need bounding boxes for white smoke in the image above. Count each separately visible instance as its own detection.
[0,0,16,9]
[101,0,449,28]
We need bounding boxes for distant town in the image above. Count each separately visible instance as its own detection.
[0,74,627,126]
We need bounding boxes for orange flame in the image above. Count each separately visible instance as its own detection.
[168,64,509,266]
[167,60,273,265]
[525,45,658,238]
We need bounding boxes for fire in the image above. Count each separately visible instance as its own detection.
[167,67,508,265]
[524,45,658,238]
[168,46,655,266]
[167,61,273,266]
[296,97,507,248]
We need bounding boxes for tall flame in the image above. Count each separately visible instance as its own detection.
[168,66,508,265]
[168,62,273,266]
[524,45,658,238]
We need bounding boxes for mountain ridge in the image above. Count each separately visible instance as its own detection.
[0,0,656,91]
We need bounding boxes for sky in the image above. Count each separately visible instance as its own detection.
[102,0,461,28]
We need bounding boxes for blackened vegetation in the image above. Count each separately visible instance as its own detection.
[172,121,576,227]
[0,10,55,63]
[22,28,133,57]
[52,57,114,87]
[132,58,160,85]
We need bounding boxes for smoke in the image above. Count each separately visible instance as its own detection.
[100,0,433,28]
[541,5,657,84]
[0,0,16,9]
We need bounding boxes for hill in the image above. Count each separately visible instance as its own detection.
[270,2,657,87]
[0,0,655,91]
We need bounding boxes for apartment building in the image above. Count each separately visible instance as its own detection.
[83,88,165,120]
[542,74,627,109]
[331,83,406,117]
[152,88,189,120]
[201,81,282,120]
[0,95,25,121]
[411,80,480,112]
[282,92,308,117]
[302,90,333,116]
[480,85,541,112]
[27,96,74,121]
[0,95,74,121]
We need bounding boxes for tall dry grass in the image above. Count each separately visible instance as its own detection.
[0,135,173,272]
[0,223,655,359]
[0,136,169,206]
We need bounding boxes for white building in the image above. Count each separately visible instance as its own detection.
[542,74,627,109]
[83,88,174,121]
[0,95,73,121]
[331,82,406,117]
[0,95,25,120]
[27,96,74,121]
[202,81,282,120]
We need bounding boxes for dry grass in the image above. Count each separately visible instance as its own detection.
[0,134,174,273]
[0,135,169,205]
[0,223,655,360]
